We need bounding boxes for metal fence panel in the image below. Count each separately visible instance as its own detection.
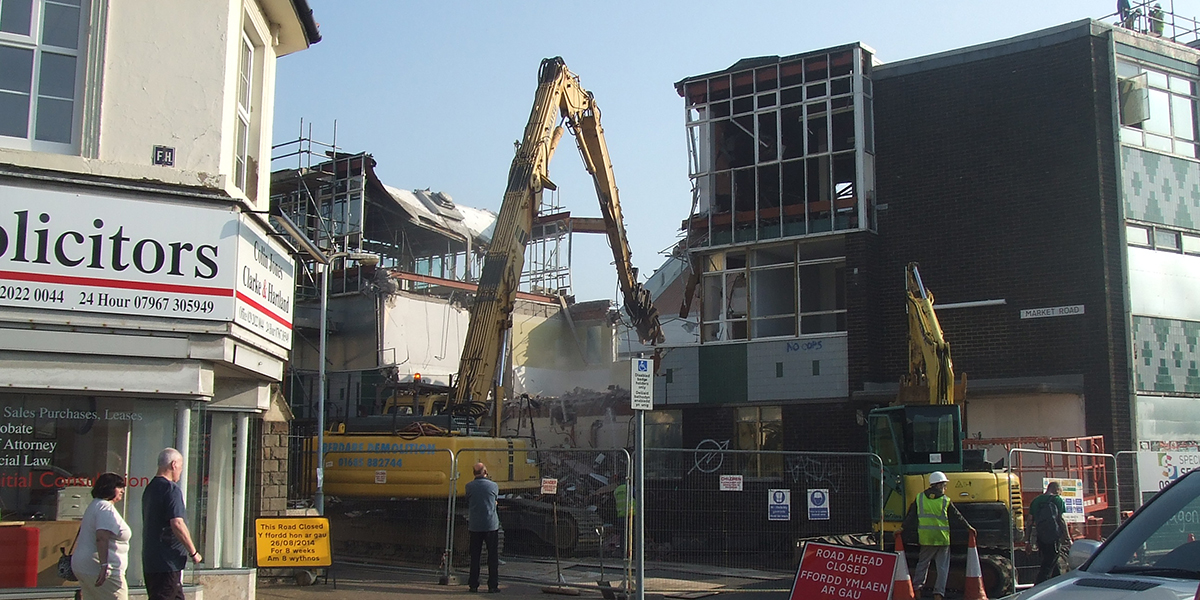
[447,447,633,593]
[1006,448,1118,592]
[639,449,884,594]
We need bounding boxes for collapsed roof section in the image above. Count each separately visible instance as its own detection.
[270,144,496,299]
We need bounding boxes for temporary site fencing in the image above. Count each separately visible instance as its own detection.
[284,432,1176,595]
[286,443,886,595]
[1004,446,1120,592]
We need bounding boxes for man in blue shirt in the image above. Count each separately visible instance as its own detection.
[142,448,202,600]
[465,462,500,593]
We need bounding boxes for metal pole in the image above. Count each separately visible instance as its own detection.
[635,409,644,600]
[315,262,328,515]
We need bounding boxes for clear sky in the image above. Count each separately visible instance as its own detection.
[273,0,1122,302]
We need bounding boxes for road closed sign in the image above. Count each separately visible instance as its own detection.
[255,517,332,567]
[790,542,896,600]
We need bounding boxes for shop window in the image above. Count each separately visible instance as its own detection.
[0,0,88,153]
[0,394,182,590]
[194,411,254,569]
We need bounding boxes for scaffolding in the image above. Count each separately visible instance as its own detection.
[523,189,573,297]
[1109,0,1200,45]
[270,128,369,300]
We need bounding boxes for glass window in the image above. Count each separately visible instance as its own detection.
[234,32,253,192]
[1118,60,1198,158]
[683,47,872,247]
[0,394,179,589]
[1155,228,1181,251]
[1182,233,1200,255]
[1127,224,1151,246]
[734,405,782,477]
[0,0,85,152]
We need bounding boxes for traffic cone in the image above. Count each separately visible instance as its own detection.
[963,529,988,600]
[891,532,915,600]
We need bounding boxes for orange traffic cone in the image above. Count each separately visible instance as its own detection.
[891,532,915,600]
[964,529,989,600]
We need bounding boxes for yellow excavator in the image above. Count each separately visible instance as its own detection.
[868,263,1021,596]
[315,57,664,559]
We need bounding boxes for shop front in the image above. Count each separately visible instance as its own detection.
[0,177,294,597]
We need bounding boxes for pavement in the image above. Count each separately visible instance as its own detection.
[255,562,795,600]
[257,564,614,600]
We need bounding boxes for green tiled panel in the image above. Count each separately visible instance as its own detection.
[699,343,747,404]
[1123,147,1200,229]
[1132,316,1200,393]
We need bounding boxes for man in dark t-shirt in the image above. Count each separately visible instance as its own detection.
[142,448,201,600]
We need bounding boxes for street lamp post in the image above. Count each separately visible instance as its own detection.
[314,251,379,515]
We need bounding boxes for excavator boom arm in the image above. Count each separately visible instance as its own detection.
[904,262,955,405]
[453,57,664,409]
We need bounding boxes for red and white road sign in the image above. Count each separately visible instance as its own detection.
[790,542,896,600]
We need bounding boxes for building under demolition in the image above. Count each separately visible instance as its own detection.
[656,11,1200,465]
[268,141,654,478]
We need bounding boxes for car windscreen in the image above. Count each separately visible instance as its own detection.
[1085,470,1200,579]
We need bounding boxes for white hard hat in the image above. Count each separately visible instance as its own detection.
[929,471,949,484]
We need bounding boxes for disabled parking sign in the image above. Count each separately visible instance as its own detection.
[808,489,830,521]
[769,489,791,521]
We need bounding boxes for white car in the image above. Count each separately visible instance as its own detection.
[1003,467,1200,599]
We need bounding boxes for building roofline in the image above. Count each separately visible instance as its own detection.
[674,41,874,96]
[291,0,321,45]
[874,19,1099,80]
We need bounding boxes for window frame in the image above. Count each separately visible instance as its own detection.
[0,0,88,154]
[233,29,253,192]
[1117,59,1199,159]
[698,243,846,343]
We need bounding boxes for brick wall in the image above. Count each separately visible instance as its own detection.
[257,420,289,516]
[870,31,1130,449]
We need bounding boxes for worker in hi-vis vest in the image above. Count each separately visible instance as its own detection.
[900,471,975,600]
[613,472,636,535]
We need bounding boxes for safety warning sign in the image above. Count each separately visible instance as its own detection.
[790,542,896,600]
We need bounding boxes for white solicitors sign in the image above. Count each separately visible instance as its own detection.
[0,185,293,344]
[234,215,294,347]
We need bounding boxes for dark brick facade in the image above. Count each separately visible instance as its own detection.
[868,29,1131,450]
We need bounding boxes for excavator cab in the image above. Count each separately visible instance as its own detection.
[870,405,963,472]
[869,405,964,523]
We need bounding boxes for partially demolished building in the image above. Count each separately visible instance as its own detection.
[658,14,1200,459]
[269,141,641,447]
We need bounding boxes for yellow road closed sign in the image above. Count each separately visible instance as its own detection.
[255,517,332,567]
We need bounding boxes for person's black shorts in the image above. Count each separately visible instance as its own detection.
[144,570,185,600]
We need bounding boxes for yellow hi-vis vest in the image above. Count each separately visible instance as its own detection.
[615,483,636,518]
[917,493,951,546]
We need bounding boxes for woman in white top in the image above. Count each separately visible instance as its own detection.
[71,472,132,600]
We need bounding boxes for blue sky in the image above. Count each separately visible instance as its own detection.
[273,0,1122,302]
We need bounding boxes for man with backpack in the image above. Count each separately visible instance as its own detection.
[1028,481,1069,583]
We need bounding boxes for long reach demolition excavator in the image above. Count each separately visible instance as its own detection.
[314,57,665,560]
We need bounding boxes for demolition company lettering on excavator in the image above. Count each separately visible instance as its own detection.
[322,442,438,454]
